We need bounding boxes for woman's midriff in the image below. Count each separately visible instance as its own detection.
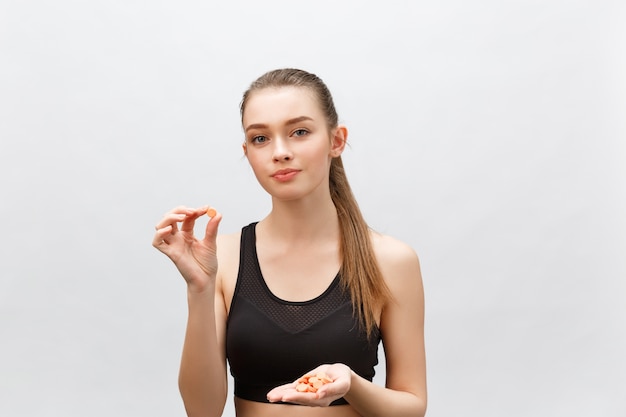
[234,397,362,417]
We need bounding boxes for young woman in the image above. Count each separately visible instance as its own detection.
[152,68,427,417]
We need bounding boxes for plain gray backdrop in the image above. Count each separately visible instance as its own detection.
[1,1,625,416]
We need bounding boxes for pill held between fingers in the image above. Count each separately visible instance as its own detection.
[206,207,217,218]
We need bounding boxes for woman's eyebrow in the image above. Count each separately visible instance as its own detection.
[285,116,314,126]
[244,116,314,133]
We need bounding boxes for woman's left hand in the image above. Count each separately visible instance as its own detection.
[266,363,352,407]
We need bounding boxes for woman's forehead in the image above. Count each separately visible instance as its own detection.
[243,87,322,126]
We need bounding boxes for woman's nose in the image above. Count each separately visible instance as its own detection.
[272,137,293,161]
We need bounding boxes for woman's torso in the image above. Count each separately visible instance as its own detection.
[217,223,381,417]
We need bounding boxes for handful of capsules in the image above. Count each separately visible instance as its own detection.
[295,372,334,393]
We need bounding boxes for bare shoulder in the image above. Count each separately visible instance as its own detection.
[370,231,419,262]
[369,231,422,286]
[371,232,423,302]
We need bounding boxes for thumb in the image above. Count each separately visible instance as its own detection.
[203,210,222,243]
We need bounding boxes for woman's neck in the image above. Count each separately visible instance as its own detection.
[260,195,340,244]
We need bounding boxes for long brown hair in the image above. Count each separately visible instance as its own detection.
[240,68,391,338]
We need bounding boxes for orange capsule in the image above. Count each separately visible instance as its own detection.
[206,207,217,218]
[316,372,333,384]
[296,383,310,392]
[295,371,334,394]
[311,380,324,390]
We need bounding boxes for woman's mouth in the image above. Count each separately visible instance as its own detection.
[272,169,300,182]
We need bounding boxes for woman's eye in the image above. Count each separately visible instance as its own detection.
[293,129,308,137]
[251,135,267,144]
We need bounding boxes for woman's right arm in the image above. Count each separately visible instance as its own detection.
[152,206,228,417]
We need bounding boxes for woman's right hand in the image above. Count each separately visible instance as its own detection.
[152,206,222,293]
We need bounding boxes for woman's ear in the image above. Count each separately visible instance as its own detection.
[330,125,348,157]
[242,143,247,156]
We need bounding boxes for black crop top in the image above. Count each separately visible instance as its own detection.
[226,222,381,406]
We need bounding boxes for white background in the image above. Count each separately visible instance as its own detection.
[1,1,625,416]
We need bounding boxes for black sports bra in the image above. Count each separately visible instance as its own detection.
[226,222,381,406]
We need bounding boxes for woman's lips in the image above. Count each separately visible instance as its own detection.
[272,169,300,182]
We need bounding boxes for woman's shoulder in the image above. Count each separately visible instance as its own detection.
[369,230,422,288]
[370,230,420,264]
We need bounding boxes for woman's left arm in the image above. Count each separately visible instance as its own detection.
[342,235,427,417]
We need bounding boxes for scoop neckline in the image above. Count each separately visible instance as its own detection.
[249,222,342,305]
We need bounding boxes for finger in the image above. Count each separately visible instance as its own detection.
[155,212,187,234]
[169,205,194,215]
[277,390,320,405]
[179,212,201,234]
[156,206,196,225]
[266,384,312,404]
[315,384,336,400]
[179,206,212,233]
[152,225,173,249]
[266,385,288,403]
[203,210,223,243]
[315,375,348,402]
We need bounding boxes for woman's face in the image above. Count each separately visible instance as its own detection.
[242,86,345,202]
